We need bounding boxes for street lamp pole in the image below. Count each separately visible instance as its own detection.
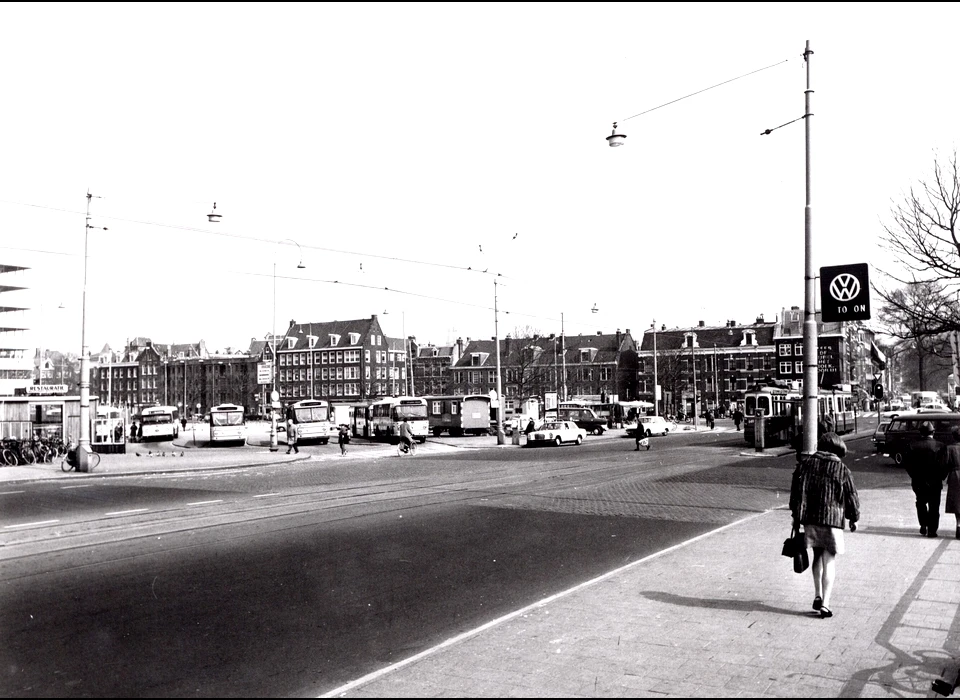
[494,278,504,445]
[78,190,105,471]
[691,339,700,430]
[652,320,658,417]
[270,239,305,453]
[801,40,818,456]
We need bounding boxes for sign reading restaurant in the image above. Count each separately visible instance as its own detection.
[26,384,68,396]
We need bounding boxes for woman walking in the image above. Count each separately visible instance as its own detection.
[944,426,960,540]
[789,432,860,619]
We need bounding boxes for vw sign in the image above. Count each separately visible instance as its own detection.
[820,263,870,322]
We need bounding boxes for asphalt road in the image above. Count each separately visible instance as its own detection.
[0,430,902,697]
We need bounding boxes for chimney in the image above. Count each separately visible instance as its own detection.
[756,314,765,323]
[289,319,296,330]
[616,328,621,346]
[457,337,464,356]
[698,320,705,327]
[597,330,602,335]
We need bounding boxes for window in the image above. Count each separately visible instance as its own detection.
[794,343,803,356]
[795,361,803,374]
[365,350,370,363]
[779,345,792,356]
[431,401,442,415]
[287,337,296,349]
[779,361,792,374]
[329,334,340,347]
[349,333,360,345]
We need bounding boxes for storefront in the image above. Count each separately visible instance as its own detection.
[1,387,100,447]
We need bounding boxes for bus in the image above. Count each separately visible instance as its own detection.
[743,382,856,446]
[424,394,491,436]
[287,399,336,444]
[94,406,125,451]
[209,403,246,445]
[139,405,180,441]
[367,396,428,443]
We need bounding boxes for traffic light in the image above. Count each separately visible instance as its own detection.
[873,381,884,400]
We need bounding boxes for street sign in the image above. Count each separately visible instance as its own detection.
[820,263,871,322]
[270,390,280,402]
[257,362,273,385]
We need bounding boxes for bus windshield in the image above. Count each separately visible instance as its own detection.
[394,404,427,420]
[293,406,329,423]
[211,412,243,426]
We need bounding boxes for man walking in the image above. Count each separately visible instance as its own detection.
[733,406,743,431]
[286,419,299,454]
[905,421,946,537]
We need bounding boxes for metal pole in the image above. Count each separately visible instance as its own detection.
[801,40,818,456]
[561,312,567,402]
[270,260,278,452]
[713,344,719,415]
[494,278,504,444]
[652,321,659,417]
[77,191,93,470]
[691,339,699,430]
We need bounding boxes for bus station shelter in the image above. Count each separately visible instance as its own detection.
[0,387,112,450]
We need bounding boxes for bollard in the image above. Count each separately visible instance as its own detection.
[755,412,766,452]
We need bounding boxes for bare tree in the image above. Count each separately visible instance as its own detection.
[877,282,954,391]
[878,150,960,334]
[507,325,553,402]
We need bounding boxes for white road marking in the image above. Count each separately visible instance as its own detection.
[0,490,25,496]
[186,500,223,506]
[61,484,95,489]
[105,508,149,516]
[253,493,281,498]
[4,520,59,529]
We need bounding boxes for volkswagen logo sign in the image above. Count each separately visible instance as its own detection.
[829,273,860,302]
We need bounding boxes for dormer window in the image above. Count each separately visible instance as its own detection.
[307,335,318,349]
[349,332,360,345]
[740,330,757,346]
[329,334,340,347]
[579,347,598,362]
[684,333,698,348]
[470,352,489,367]
[286,337,296,350]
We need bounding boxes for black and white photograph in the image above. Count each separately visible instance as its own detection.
[2,2,960,697]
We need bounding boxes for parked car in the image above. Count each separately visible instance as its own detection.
[525,420,586,447]
[627,415,673,438]
[883,412,960,465]
[872,420,891,453]
[556,407,606,435]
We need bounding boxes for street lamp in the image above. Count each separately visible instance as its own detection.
[270,239,305,452]
[78,191,107,472]
[609,42,816,452]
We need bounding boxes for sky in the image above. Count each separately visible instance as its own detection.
[1,2,957,356]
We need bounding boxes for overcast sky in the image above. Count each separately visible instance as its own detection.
[2,2,957,355]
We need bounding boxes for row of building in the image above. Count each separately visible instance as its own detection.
[1,261,886,416]
[78,310,884,419]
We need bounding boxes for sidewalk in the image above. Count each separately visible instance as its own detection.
[325,486,960,698]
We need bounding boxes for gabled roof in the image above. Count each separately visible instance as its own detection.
[453,331,636,368]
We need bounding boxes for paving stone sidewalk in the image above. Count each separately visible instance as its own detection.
[326,486,960,698]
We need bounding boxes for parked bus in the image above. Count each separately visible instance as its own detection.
[368,396,428,443]
[209,403,246,445]
[424,394,491,436]
[349,402,371,439]
[743,382,856,446]
[139,405,180,441]
[286,399,336,444]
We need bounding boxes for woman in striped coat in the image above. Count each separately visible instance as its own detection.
[789,432,860,619]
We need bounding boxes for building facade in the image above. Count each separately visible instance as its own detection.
[0,264,31,396]
[409,340,461,396]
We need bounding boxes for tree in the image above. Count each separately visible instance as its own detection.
[506,326,553,404]
[878,150,960,335]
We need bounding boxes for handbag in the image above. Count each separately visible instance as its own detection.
[782,526,809,573]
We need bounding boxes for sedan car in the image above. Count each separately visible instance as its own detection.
[627,415,673,437]
[525,420,587,447]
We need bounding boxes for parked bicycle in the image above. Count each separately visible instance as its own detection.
[1,438,36,466]
[61,441,101,472]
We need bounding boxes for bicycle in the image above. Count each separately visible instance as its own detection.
[61,445,101,473]
[397,439,417,456]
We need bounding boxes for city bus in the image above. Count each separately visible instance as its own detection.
[424,394,491,436]
[367,396,428,443]
[139,405,180,441]
[286,399,336,444]
[209,403,246,445]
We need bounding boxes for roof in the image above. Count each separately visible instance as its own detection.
[452,331,636,368]
[638,322,777,352]
[277,316,385,352]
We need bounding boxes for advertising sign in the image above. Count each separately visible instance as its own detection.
[820,263,871,322]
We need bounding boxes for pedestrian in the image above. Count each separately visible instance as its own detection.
[789,432,860,619]
[524,418,536,435]
[286,419,299,454]
[944,426,960,540]
[130,421,138,443]
[706,409,715,430]
[137,422,143,442]
[904,421,946,537]
[733,407,743,431]
[338,424,349,456]
[181,416,187,433]
[635,423,648,451]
